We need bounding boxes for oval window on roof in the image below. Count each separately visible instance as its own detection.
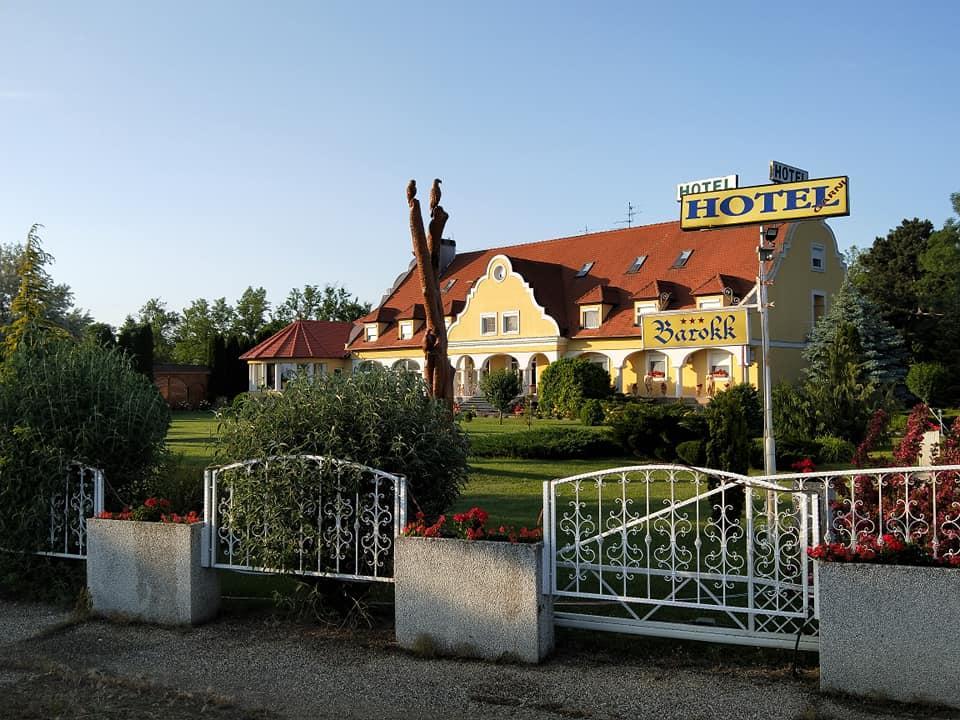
[493,264,506,281]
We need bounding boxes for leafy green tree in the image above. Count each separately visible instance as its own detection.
[118,322,154,379]
[855,218,935,359]
[538,357,612,418]
[2,225,69,355]
[135,298,179,362]
[84,322,116,348]
[906,362,948,407]
[210,297,236,335]
[273,284,371,324]
[804,273,907,387]
[234,286,270,341]
[479,368,521,424]
[172,298,215,365]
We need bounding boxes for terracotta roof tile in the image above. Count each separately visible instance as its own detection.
[348,220,786,350]
[241,320,353,360]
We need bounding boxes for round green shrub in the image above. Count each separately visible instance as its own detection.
[814,435,856,464]
[906,362,948,406]
[580,398,604,426]
[675,439,705,466]
[538,358,612,419]
[0,340,170,551]
[606,401,702,461]
[215,365,468,517]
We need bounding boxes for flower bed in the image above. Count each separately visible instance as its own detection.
[86,498,219,625]
[395,507,552,663]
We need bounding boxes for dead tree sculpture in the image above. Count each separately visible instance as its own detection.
[407,178,453,406]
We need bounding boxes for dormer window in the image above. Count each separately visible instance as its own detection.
[581,308,600,329]
[626,255,647,274]
[364,324,378,342]
[398,321,413,340]
[575,261,595,278]
[672,250,693,268]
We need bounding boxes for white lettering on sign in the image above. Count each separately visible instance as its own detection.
[676,174,738,202]
[769,161,809,184]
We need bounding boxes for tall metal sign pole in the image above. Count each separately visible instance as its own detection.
[758,225,776,474]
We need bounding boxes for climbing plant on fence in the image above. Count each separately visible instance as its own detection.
[214,365,468,517]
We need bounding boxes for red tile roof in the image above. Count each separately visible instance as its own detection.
[348,220,785,350]
[240,320,353,360]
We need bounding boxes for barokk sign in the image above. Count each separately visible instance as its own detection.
[642,309,748,349]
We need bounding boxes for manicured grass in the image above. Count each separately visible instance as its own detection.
[165,410,219,460]
[460,415,600,436]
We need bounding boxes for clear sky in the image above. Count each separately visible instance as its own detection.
[1,1,958,327]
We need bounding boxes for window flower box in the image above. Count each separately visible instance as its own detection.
[816,560,960,709]
[86,517,220,625]
[647,370,665,379]
[395,535,553,663]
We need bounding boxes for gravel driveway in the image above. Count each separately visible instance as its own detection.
[0,601,952,720]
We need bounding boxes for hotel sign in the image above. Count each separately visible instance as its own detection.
[680,176,849,230]
[676,174,738,202]
[643,309,748,349]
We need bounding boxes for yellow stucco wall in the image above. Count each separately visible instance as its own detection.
[447,256,560,343]
[767,221,845,344]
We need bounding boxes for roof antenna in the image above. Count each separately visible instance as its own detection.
[615,202,640,229]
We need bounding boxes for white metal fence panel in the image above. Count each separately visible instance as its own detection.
[203,455,406,583]
[545,465,818,650]
[40,462,105,559]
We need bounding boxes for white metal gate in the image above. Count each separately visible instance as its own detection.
[202,455,406,582]
[39,462,104,559]
[543,465,819,650]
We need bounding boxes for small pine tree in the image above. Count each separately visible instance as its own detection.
[704,387,750,521]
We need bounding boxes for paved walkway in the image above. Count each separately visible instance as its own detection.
[0,601,950,720]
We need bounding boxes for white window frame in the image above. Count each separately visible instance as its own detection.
[480,313,497,336]
[811,243,825,272]
[364,324,378,342]
[698,297,723,310]
[708,350,732,380]
[811,290,827,326]
[398,320,413,340]
[634,302,657,325]
[581,307,600,330]
[646,353,667,378]
[502,310,520,335]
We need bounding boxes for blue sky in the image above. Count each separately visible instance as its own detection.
[1,1,958,326]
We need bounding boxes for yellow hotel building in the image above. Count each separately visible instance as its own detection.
[347,218,844,403]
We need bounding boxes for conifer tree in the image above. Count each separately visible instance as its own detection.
[2,224,66,355]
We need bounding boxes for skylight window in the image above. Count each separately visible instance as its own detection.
[442,278,457,293]
[575,261,595,278]
[672,250,693,268]
[626,255,647,274]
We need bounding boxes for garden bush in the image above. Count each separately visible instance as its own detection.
[579,398,605,426]
[215,365,468,517]
[0,340,170,552]
[538,358,612,419]
[906,362,948,407]
[775,437,822,467]
[675,440,705,466]
[606,401,703,461]
[815,435,856,464]
[467,427,622,460]
[749,438,764,470]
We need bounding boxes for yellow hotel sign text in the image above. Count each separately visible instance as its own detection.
[680,176,849,230]
[643,309,748,349]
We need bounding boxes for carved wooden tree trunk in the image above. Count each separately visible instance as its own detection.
[408,181,454,407]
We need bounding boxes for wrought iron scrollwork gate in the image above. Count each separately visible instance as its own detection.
[544,465,818,650]
[203,456,406,582]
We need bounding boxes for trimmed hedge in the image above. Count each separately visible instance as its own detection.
[468,427,623,460]
[675,440,705,466]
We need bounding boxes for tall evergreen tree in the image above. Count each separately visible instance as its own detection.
[803,273,908,387]
[118,322,154,379]
[2,224,68,355]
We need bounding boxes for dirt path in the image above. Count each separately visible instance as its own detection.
[0,602,951,720]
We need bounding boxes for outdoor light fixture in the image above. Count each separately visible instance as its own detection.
[764,225,780,242]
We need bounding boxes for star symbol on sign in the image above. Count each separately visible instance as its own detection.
[680,318,687,325]
[698,318,706,324]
